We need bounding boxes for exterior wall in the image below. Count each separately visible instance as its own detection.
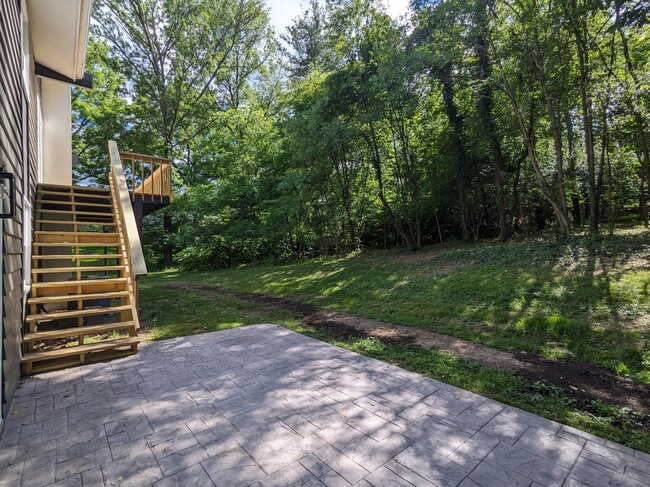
[41,78,72,186]
[0,0,27,420]
[0,0,86,424]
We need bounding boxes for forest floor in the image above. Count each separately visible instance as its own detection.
[139,224,650,451]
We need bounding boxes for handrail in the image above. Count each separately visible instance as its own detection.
[119,151,172,164]
[119,151,172,201]
[108,141,148,278]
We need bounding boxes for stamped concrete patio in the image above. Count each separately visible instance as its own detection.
[1,324,649,487]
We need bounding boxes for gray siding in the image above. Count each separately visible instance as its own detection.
[0,0,30,418]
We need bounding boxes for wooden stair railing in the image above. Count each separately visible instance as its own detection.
[108,141,148,311]
[119,150,172,201]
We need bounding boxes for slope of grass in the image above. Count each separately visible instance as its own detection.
[138,282,300,341]
[138,283,650,453]
[146,227,650,383]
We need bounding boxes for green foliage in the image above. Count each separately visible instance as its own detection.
[76,0,650,453]
[77,0,650,267]
[72,39,129,183]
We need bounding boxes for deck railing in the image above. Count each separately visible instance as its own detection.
[119,151,172,201]
[108,141,147,313]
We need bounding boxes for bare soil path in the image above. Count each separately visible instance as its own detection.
[164,283,650,415]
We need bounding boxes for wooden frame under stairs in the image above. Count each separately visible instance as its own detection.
[21,184,142,375]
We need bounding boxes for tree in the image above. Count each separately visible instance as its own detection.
[281,0,330,79]
[72,39,129,183]
[94,0,272,158]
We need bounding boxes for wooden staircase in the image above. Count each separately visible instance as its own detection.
[21,184,140,375]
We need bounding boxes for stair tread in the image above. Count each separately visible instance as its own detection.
[35,220,116,225]
[38,191,112,200]
[29,291,130,304]
[35,231,119,236]
[34,242,120,247]
[26,305,132,322]
[36,199,114,208]
[36,209,114,216]
[22,337,139,362]
[32,278,127,288]
[24,321,135,341]
[32,254,124,260]
[32,265,126,274]
[38,184,110,193]
[36,238,120,245]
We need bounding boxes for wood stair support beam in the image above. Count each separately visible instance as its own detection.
[21,336,140,375]
[28,291,130,305]
[24,321,136,342]
[36,209,114,217]
[32,265,126,274]
[26,305,132,323]
[32,254,124,261]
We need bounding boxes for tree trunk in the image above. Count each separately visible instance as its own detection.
[163,214,173,268]
[539,78,569,222]
[436,64,470,240]
[475,0,509,241]
[571,1,598,233]
[638,154,648,225]
[335,147,357,249]
[565,110,582,226]
[606,133,614,236]
[500,71,571,237]
[367,122,413,249]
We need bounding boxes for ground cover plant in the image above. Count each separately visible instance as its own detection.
[139,227,650,452]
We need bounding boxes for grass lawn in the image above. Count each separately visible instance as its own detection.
[145,226,650,382]
[139,226,650,452]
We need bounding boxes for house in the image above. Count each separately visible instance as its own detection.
[0,0,170,429]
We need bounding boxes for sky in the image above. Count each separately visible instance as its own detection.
[266,0,411,38]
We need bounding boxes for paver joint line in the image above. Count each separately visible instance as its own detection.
[1,324,648,487]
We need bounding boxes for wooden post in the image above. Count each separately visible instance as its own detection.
[164,214,172,268]
[133,195,144,238]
